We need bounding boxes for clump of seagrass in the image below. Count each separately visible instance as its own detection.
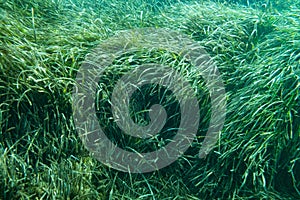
[0,0,299,199]
[185,5,300,199]
[95,48,210,154]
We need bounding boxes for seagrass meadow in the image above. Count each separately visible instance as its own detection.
[0,0,299,199]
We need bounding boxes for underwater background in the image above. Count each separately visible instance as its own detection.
[0,0,300,199]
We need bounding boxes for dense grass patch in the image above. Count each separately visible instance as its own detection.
[0,0,299,199]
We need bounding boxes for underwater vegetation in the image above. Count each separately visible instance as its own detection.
[0,0,299,199]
